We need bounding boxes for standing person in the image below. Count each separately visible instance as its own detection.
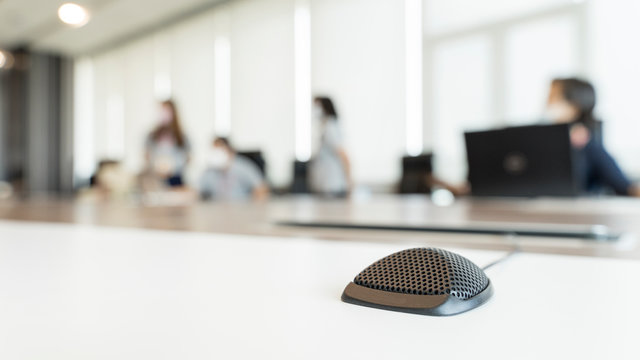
[545,78,640,196]
[200,137,269,201]
[144,100,191,188]
[309,96,352,197]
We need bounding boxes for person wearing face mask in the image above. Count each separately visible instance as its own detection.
[309,96,352,197]
[200,137,269,201]
[545,78,640,197]
[144,100,191,188]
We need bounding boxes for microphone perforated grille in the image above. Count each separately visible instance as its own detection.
[353,248,489,300]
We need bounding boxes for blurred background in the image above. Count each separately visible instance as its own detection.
[0,0,638,199]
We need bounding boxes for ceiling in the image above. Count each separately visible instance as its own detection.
[0,0,229,56]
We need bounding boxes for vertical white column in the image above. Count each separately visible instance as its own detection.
[294,0,312,162]
[154,34,172,100]
[73,57,95,184]
[103,52,126,161]
[105,94,125,159]
[214,35,232,137]
[405,0,424,156]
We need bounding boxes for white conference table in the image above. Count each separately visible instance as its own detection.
[0,220,638,359]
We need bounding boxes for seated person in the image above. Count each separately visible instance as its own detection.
[200,137,269,201]
[546,78,640,197]
[80,160,135,201]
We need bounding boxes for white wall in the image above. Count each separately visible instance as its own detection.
[429,35,494,182]
[75,0,640,191]
[72,58,95,184]
[310,0,406,186]
[168,12,217,184]
[121,38,156,175]
[84,12,220,186]
[229,0,295,187]
[424,0,574,34]
[75,0,409,189]
[589,0,640,179]
[91,48,125,162]
[78,1,295,188]
[422,0,640,184]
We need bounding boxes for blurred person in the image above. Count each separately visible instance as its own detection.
[545,78,640,197]
[144,100,191,188]
[200,137,269,201]
[309,96,352,197]
[79,160,135,201]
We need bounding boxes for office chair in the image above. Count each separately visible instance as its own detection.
[398,154,433,194]
[237,151,266,176]
[290,160,310,194]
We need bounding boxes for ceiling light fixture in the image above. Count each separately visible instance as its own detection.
[58,3,90,27]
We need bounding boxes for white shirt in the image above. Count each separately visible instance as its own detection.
[309,119,348,194]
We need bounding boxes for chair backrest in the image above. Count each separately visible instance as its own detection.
[398,154,433,194]
[290,160,310,194]
[237,151,266,176]
[591,120,604,144]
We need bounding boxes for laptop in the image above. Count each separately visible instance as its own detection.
[464,123,579,197]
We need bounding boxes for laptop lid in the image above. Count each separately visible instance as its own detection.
[464,124,579,197]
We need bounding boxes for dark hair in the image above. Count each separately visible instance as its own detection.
[314,96,338,119]
[552,78,597,129]
[213,137,234,152]
[151,99,186,147]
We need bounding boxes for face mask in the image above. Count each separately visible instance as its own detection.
[158,108,173,125]
[208,148,230,169]
[312,105,324,119]
[544,101,576,123]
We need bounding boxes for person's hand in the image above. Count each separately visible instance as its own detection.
[152,157,174,177]
[570,123,591,149]
[447,182,471,197]
[252,184,270,201]
[346,178,355,196]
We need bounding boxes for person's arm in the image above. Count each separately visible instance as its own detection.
[199,170,215,200]
[144,136,153,167]
[427,174,470,197]
[252,184,269,201]
[183,137,192,165]
[586,141,634,196]
[241,159,269,201]
[336,148,352,192]
[325,122,352,193]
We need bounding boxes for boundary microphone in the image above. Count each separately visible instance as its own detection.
[342,248,493,316]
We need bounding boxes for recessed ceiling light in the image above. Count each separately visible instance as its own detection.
[0,51,6,68]
[58,3,90,27]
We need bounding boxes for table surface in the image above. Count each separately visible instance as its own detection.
[0,220,638,359]
[1,195,640,259]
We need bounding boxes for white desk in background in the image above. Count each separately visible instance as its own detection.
[0,220,638,360]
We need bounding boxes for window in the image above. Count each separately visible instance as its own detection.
[424,1,586,182]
